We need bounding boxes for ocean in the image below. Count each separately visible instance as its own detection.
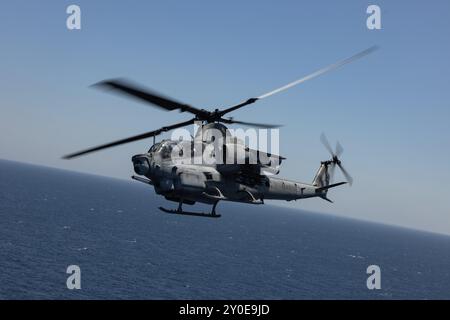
[0,159,449,299]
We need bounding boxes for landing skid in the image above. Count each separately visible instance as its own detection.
[158,201,221,218]
[158,207,221,218]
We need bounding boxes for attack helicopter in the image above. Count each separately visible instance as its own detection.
[63,46,377,217]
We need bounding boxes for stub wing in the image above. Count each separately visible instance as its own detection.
[217,144,284,176]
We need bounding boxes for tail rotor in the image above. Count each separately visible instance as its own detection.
[320,133,353,186]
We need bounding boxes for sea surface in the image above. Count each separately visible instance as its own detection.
[0,159,449,299]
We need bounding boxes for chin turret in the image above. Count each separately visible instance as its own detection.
[132,154,151,176]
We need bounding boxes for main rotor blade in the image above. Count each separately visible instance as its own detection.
[218,98,259,117]
[222,118,282,128]
[93,79,209,118]
[337,162,353,186]
[257,46,378,100]
[218,46,377,117]
[320,132,334,157]
[62,118,195,159]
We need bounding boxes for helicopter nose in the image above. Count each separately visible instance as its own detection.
[132,155,151,175]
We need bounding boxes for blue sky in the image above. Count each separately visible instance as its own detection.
[1,1,450,234]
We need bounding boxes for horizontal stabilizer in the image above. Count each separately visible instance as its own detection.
[316,181,347,192]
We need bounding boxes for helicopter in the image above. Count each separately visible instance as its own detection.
[63,46,377,218]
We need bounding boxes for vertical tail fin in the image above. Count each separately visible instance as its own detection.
[312,162,332,188]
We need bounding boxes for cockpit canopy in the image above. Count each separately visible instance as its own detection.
[148,140,179,159]
[148,143,160,154]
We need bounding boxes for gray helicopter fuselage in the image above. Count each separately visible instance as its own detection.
[131,138,323,206]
